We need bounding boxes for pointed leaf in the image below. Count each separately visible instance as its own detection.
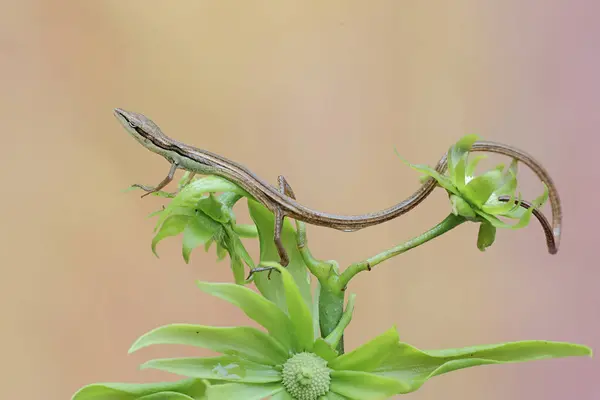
[465,154,487,178]
[474,209,514,229]
[448,134,478,191]
[215,239,228,260]
[152,215,191,257]
[372,340,592,394]
[330,370,409,400]
[477,222,496,251]
[226,244,246,285]
[196,281,293,351]
[225,227,255,269]
[462,169,503,207]
[154,207,196,232]
[157,176,249,228]
[490,158,518,198]
[533,183,550,208]
[222,225,255,284]
[313,338,339,362]
[206,382,284,400]
[329,327,399,372]
[264,262,314,352]
[141,355,281,383]
[129,324,288,366]
[481,194,518,215]
[72,379,208,400]
[182,214,219,263]
[397,155,459,196]
[197,193,231,223]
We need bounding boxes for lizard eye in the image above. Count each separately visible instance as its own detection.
[128,120,137,128]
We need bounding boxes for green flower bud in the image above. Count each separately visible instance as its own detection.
[282,352,331,400]
[450,195,477,219]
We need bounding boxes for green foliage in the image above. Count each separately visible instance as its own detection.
[74,135,592,399]
[72,378,210,400]
[74,267,591,400]
[148,175,254,284]
[399,135,549,252]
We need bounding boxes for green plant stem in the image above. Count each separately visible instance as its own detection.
[295,220,346,353]
[295,221,333,282]
[339,213,466,289]
[232,224,258,238]
[219,192,243,208]
[319,283,346,354]
[325,293,356,350]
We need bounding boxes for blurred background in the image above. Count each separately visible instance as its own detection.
[1,1,598,399]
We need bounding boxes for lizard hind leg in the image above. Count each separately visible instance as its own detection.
[247,175,298,280]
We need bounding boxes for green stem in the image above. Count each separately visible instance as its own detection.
[325,293,355,351]
[339,213,466,289]
[295,220,346,352]
[319,283,346,354]
[295,221,333,282]
[232,224,258,238]
[219,193,243,208]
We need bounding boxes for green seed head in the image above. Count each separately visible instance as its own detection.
[282,352,331,400]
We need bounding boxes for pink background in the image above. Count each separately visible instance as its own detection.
[1,1,598,399]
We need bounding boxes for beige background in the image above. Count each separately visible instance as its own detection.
[1,1,598,399]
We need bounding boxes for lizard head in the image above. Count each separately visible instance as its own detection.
[114,108,175,160]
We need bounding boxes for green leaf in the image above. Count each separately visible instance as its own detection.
[474,208,522,229]
[271,390,295,400]
[196,281,293,351]
[263,262,314,352]
[491,158,518,198]
[312,338,339,362]
[197,193,231,224]
[448,134,478,191]
[533,183,550,208]
[397,157,459,196]
[152,214,192,257]
[215,237,228,260]
[449,195,476,219]
[465,154,487,178]
[372,340,592,394]
[312,281,321,341]
[206,382,284,400]
[72,379,209,400]
[477,222,496,251]
[129,324,289,366]
[223,225,256,283]
[157,176,249,228]
[224,241,246,285]
[182,214,219,263]
[247,199,312,313]
[329,327,399,372]
[462,168,503,207]
[138,393,194,400]
[481,194,517,215]
[330,370,409,400]
[140,355,281,383]
[324,392,351,400]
